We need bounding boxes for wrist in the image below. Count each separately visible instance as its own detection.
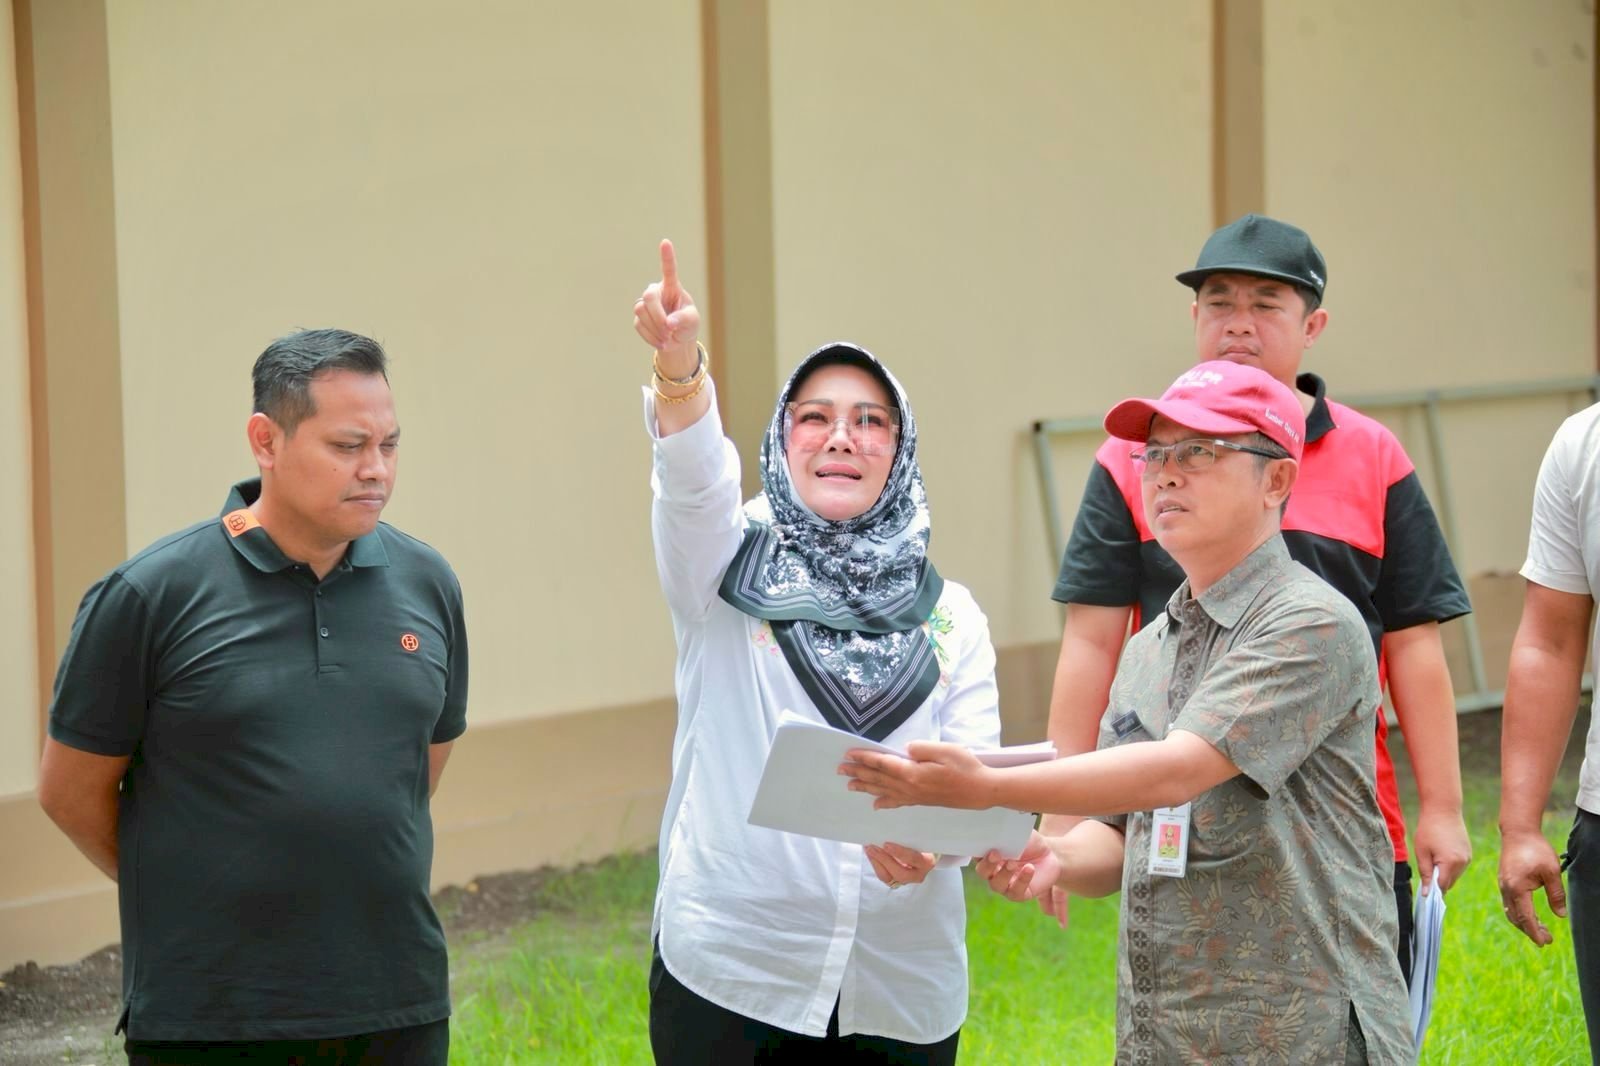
[1417,796,1464,818]
[978,765,1005,809]
[653,340,705,383]
[652,342,710,406]
[1498,817,1547,838]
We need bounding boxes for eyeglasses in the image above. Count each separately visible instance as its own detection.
[783,400,900,457]
[1129,438,1287,479]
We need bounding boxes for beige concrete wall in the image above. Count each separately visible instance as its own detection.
[26,0,128,670]
[19,0,129,810]
[102,0,707,728]
[766,1,1214,655]
[0,0,40,798]
[4,0,710,968]
[5,0,1596,970]
[1261,2,1596,578]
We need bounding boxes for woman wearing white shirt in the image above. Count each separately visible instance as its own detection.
[633,240,1002,1064]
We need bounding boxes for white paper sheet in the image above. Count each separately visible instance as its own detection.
[1409,869,1446,1052]
[746,713,1051,859]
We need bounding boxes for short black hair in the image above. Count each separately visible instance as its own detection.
[252,329,388,434]
[1247,431,1292,470]
[1294,284,1322,316]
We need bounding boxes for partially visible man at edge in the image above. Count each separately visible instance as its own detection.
[1044,214,1473,980]
[1498,399,1600,1059]
[39,328,468,1066]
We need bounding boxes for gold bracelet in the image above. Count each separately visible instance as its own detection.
[653,342,708,387]
[653,369,709,405]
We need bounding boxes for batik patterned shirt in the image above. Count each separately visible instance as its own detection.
[1099,535,1411,1064]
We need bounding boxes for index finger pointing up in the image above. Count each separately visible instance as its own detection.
[659,238,680,298]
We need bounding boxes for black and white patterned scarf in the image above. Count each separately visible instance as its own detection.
[718,342,943,741]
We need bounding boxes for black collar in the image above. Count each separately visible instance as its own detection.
[1297,372,1337,444]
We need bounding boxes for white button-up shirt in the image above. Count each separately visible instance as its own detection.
[646,388,1002,1043]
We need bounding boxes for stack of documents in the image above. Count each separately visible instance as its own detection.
[1409,869,1446,1051]
[747,713,1056,859]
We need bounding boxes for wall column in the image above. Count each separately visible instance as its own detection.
[0,0,41,792]
[1212,0,1265,225]
[16,0,127,684]
[703,0,779,494]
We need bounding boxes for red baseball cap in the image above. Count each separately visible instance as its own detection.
[1104,360,1305,460]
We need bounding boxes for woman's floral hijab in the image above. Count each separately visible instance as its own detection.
[718,342,943,740]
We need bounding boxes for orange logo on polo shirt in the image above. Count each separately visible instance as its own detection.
[400,633,420,653]
[222,509,260,537]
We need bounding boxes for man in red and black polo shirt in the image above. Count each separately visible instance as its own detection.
[1047,214,1472,983]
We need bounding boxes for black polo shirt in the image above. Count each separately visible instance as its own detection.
[49,479,468,1041]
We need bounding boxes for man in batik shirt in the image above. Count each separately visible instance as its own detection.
[843,360,1410,1064]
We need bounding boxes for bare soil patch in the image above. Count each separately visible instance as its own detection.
[0,866,568,1065]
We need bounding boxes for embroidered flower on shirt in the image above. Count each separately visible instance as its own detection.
[752,620,783,656]
[924,605,955,684]
[923,606,954,659]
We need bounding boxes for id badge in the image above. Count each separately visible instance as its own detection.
[1147,803,1191,878]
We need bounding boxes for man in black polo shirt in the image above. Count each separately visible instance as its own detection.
[38,329,468,1065]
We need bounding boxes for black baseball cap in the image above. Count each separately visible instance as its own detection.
[1175,213,1327,298]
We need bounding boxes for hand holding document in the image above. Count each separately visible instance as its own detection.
[1409,868,1446,1051]
[747,713,1055,859]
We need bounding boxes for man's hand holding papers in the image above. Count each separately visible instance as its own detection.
[841,735,1059,809]
[842,740,1002,811]
[747,714,1053,860]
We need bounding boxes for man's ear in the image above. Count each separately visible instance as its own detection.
[1264,457,1299,510]
[1302,307,1330,348]
[246,412,282,469]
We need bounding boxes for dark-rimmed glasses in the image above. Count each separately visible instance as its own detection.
[1130,438,1286,480]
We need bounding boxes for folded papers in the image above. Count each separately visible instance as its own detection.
[747,713,1054,858]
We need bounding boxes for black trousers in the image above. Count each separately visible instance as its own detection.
[124,1018,448,1066]
[649,945,960,1066]
[1565,806,1600,1063]
[1394,860,1414,988]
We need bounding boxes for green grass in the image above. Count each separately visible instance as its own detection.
[1387,710,1588,1065]
[448,709,1590,1064]
[448,850,657,1065]
[959,879,1120,1061]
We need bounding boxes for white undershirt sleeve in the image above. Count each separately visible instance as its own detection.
[1522,422,1591,596]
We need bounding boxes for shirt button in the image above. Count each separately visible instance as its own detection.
[319,627,330,638]
[315,590,323,597]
